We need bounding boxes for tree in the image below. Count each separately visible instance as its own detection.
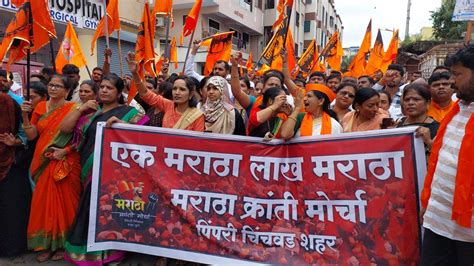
[431,0,467,40]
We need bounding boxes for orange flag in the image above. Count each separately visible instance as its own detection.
[365,29,385,77]
[183,0,202,36]
[270,27,296,72]
[179,33,183,46]
[129,2,156,103]
[204,31,233,76]
[170,36,178,69]
[255,64,270,76]
[380,30,399,73]
[320,31,343,71]
[298,39,320,75]
[0,0,56,71]
[91,0,120,55]
[55,22,87,73]
[155,56,165,74]
[346,19,372,77]
[152,0,172,14]
[246,52,254,71]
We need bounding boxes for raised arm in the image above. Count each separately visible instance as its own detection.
[126,51,148,97]
[102,48,112,76]
[230,52,251,108]
[184,40,204,82]
[280,48,298,96]
[280,90,304,140]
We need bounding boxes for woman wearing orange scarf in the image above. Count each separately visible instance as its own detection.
[281,84,342,139]
[21,75,81,262]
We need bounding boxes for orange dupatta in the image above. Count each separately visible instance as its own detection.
[300,112,332,136]
[421,101,474,228]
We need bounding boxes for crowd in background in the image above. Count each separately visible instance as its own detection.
[0,43,473,266]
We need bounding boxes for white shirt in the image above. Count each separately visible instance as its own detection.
[423,101,474,242]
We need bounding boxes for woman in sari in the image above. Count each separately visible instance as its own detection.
[20,75,81,262]
[341,88,390,133]
[60,73,142,265]
[202,76,245,135]
[121,52,204,131]
[281,84,342,139]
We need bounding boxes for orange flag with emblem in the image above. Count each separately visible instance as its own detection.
[365,29,385,77]
[203,31,233,76]
[170,36,178,69]
[246,52,254,71]
[298,39,320,76]
[346,19,372,77]
[91,0,120,55]
[320,31,343,71]
[0,0,56,71]
[55,22,87,73]
[183,0,202,37]
[129,2,156,103]
[380,30,399,73]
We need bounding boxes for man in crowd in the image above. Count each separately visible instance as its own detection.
[427,71,455,122]
[0,70,22,104]
[373,64,405,119]
[307,71,326,84]
[410,71,422,83]
[326,73,342,92]
[358,75,375,89]
[421,45,474,266]
[91,67,103,85]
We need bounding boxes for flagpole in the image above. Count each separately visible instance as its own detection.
[49,37,57,74]
[182,30,195,74]
[26,2,33,101]
[103,0,110,62]
[117,30,124,77]
[164,15,171,59]
[282,2,294,53]
[85,65,93,80]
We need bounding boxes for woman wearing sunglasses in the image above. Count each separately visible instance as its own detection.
[332,82,358,122]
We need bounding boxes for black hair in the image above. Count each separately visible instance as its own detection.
[387,64,405,77]
[412,71,421,74]
[432,65,450,74]
[92,67,103,72]
[358,75,375,85]
[240,77,251,89]
[215,60,231,72]
[145,78,157,90]
[31,74,49,86]
[61,64,80,75]
[353,88,380,109]
[50,74,75,92]
[445,45,474,70]
[308,71,326,81]
[174,75,199,108]
[336,82,358,93]
[197,76,210,97]
[378,90,392,105]
[263,70,284,87]
[428,71,451,85]
[293,77,306,87]
[325,73,342,82]
[41,67,55,77]
[159,81,173,100]
[259,87,284,109]
[30,81,48,99]
[80,80,99,94]
[308,90,339,121]
[167,73,179,84]
[102,73,125,104]
[0,69,6,78]
[402,83,431,102]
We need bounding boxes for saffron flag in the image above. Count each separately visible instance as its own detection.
[170,36,178,69]
[255,63,270,76]
[380,30,399,73]
[246,52,254,71]
[55,22,87,73]
[151,0,173,38]
[91,0,120,55]
[320,31,343,71]
[203,31,234,76]
[365,29,385,77]
[261,17,295,71]
[0,0,56,70]
[298,39,320,75]
[183,0,202,37]
[129,2,156,103]
[346,19,372,77]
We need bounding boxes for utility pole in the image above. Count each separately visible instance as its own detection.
[405,0,412,40]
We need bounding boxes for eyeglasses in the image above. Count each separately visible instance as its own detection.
[338,91,355,98]
[48,83,65,89]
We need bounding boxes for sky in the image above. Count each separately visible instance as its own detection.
[336,0,443,47]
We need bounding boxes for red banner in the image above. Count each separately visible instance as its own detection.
[88,124,426,265]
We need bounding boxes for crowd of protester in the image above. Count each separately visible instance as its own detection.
[0,44,473,265]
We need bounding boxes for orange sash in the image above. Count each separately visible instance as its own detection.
[421,101,474,228]
[300,112,332,136]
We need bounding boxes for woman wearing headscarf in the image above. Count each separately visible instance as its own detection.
[0,93,31,257]
[202,76,245,135]
[281,84,342,139]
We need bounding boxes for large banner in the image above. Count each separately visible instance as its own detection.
[88,124,426,265]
